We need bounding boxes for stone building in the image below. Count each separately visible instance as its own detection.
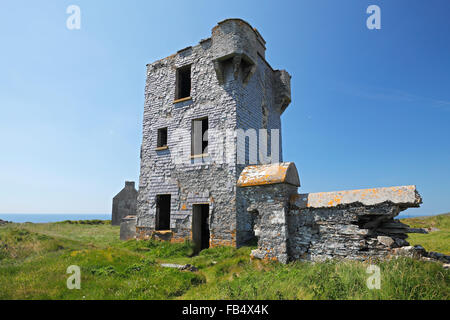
[132,18,429,263]
[120,215,137,241]
[112,181,138,226]
[136,18,291,250]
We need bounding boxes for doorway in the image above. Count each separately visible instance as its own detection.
[155,194,171,230]
[192,204,210,253]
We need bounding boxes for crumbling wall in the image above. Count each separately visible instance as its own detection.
[237,163,300,262]
[237,162,425,263]
[287,186,422,261]
[287,203,413,261]
[240,184,298,263]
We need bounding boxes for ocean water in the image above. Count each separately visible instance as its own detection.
[0,214,110,223]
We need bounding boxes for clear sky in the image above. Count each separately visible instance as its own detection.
[0,0,449,216]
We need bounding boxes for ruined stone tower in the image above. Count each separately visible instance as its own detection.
[132,19,427,264]
[136,19,292,249]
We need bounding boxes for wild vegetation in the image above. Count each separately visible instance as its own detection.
[0,214,448,300]
[401,213,450,255]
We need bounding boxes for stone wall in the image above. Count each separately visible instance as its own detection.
[241,184,298,263]
[112,181,138,226]
[238,163,424,263]
[237,162,300,262]
[137,38,240,243]
[120,215,137,241]
[288,203,410,262]
[288,186,422,261]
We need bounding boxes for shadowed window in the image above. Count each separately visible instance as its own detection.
[175,65,191,100]
[157,127,167,148]
[191,117,208,156]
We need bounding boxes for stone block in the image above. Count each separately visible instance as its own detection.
[120,215,137,241]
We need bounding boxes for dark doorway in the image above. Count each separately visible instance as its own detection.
[155,194,171,230]
[192,204,210,253]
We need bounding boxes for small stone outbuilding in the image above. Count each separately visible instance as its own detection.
[112,181,138,226]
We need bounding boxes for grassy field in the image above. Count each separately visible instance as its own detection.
[0,215,448,300]
[401,213,450,255]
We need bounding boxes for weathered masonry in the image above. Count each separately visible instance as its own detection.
[237,164,423,263]
[112,181,138,226]
[136,19,291,249]
[132,18,428,263]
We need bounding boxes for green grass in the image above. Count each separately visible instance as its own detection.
[0,217,448,300]
[401,213,450,255]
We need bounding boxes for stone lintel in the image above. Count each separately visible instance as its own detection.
[237,162,300,187]
[290,185,422,209]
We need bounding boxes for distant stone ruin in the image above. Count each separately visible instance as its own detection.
[0,219,11,226]
[112,181,137,226]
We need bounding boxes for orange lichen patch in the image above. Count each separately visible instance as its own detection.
[209,239,234,248]
[153,230,172,235]
[237,162,300,187]
[170,237,187,244]
[261,251,278,262]
[333,195,342,205]
[135,227,153,240]
[135,227,179,242]
[209,230,236,248]
[291,185,420,209]
[151,230,174,241]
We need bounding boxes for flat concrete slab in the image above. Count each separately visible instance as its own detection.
[290,185,422,208]
[237,162,300,187]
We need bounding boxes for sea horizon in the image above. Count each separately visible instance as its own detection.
[0,213,110,223]
[0,212,440,224]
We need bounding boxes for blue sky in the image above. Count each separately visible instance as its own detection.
[0,0,449,216]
